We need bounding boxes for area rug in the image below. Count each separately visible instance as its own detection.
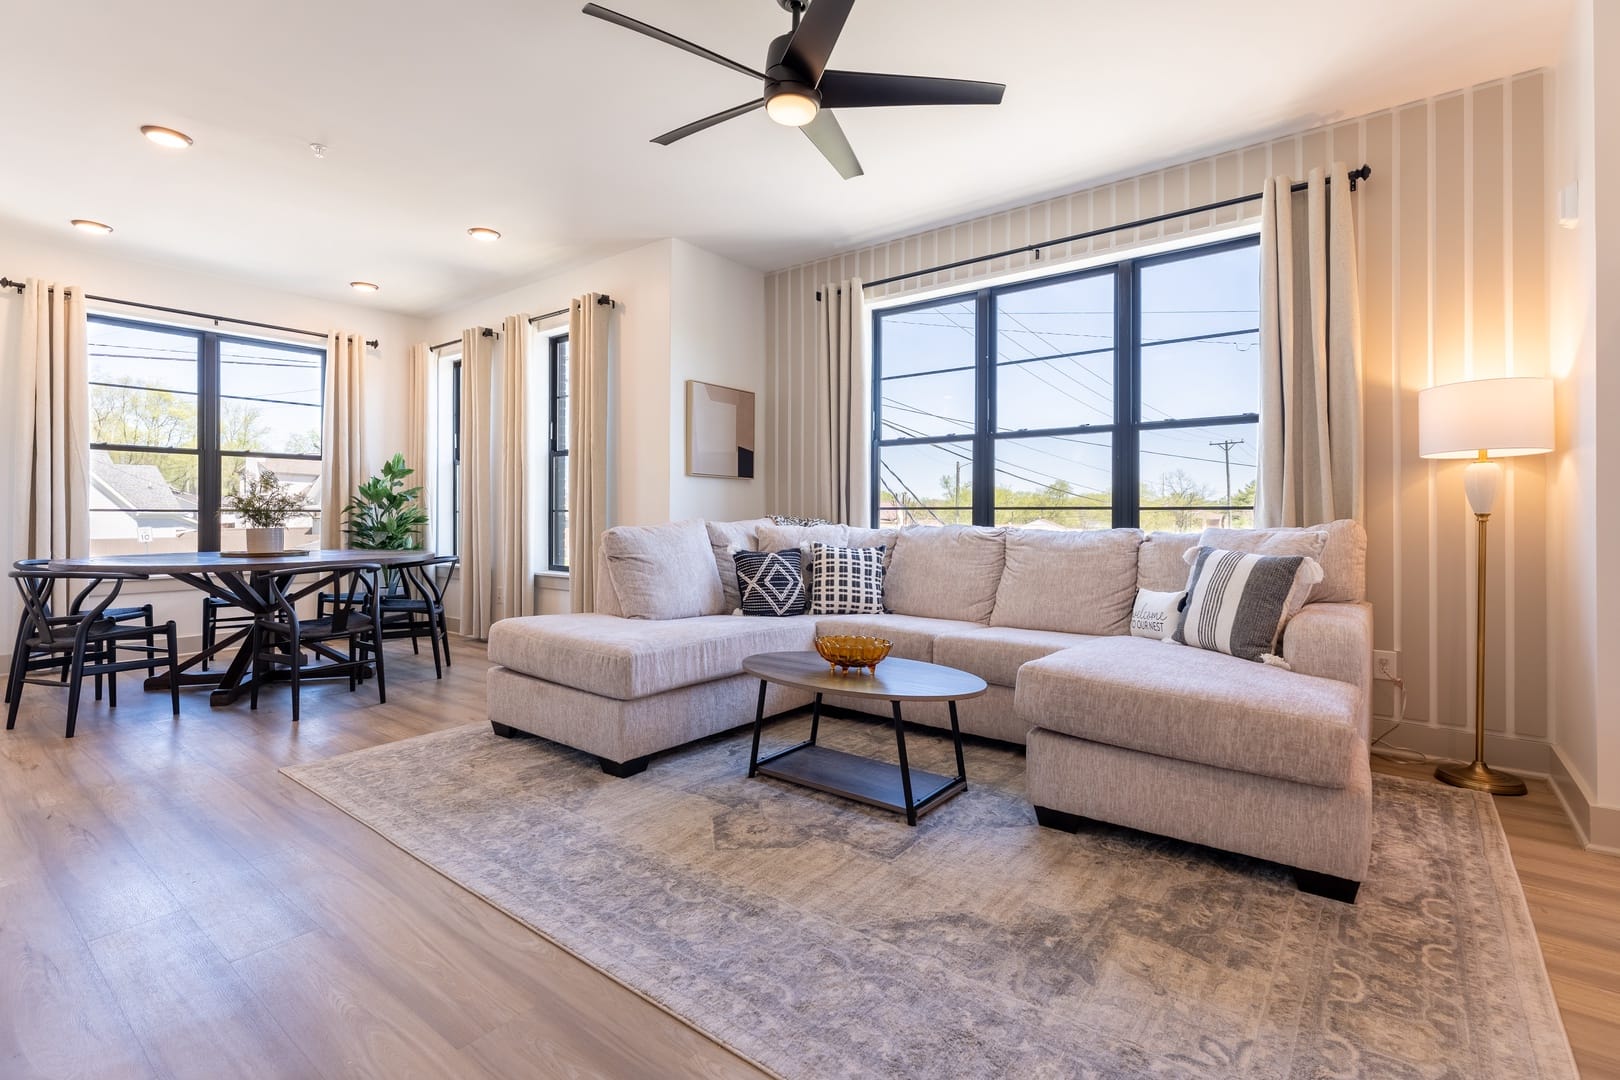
[282,718,1577,1079]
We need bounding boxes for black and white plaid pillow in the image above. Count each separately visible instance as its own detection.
[732,550,808,617]
[808,543,885,615]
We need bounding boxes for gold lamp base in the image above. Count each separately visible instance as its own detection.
[1435,760,1528,797]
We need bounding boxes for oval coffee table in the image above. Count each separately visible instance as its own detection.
[743,651,988,825]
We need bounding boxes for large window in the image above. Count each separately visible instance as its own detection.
[547,335,570,571]
[88,316,323,555]
[872,237,1259,532]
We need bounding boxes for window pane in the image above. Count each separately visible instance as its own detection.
[1140,332,1259,421]
[550,454,569,568]
[551,511,569,571]
[875,441,973,527]
[1138,243,1261,342]
[220,455,323,549]
[553,339,570,453]
[1138,422,1258,532]
[219,339,323,454]
[88,320,200,449]
[994,435,1112,529]
[880,369,975,439]
[995,273,1114,432]
[89,450,201,556]
[877,299,975,379]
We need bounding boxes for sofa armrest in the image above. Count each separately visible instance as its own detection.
[1282,601,1372,738]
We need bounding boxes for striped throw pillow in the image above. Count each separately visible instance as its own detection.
[1172,547,1322,663]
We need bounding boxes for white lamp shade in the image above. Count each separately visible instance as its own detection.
[1417,376,1554,459]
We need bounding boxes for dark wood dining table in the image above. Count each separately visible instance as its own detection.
[47,549,433,707]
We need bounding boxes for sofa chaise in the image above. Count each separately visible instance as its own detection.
[486,517,1372,900]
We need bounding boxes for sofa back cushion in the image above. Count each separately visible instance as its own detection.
[990,528,1143,635]
[593,541,624,616]
[706,517,773,612]
[1137,532,1198,592]
[601,519,726,619]
[1198,519,1362,602]
[884,525,1006,623]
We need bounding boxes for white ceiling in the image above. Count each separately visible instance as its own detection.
[1,0,1570,316]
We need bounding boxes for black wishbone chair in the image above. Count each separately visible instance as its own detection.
[380,555,458,678]
[249,563,386,724]
[6,566,180,738]
[5,558,160,703]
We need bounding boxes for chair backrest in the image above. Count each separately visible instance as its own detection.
[269,563,381,632]
[9,566,148,648]
[402,556,458,606]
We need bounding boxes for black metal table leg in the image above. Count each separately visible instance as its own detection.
[948,699,967,783]
[747,678,768,777]
[809,692,822,745]
[891,700,917,825]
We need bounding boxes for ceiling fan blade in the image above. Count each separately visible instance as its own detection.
[581,4,767,81]
[817,69,1005,109]
[651,99,764,145]
[784,0,855,84]
[801,109,863,180]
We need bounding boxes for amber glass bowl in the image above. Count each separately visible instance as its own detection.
[813,635,894,675]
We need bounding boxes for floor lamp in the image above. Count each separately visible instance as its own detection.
[1418,376,1554,796]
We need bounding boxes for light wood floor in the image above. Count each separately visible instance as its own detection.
[1,643,1616,1079]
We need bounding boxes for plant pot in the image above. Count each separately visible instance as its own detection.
[244,527,285,554]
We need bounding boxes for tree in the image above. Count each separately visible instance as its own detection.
[91,380,269,494]
[1140,469,1215,532]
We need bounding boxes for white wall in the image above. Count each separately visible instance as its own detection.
[1546,0,1620,849]
[668,239,766,523]
[0,219,426,642]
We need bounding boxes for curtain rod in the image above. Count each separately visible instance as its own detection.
[0,277,379,349]
[428,294,617,352]
[818,164,1371,297]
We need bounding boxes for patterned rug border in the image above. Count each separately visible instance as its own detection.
[281,723,789,1080]
[279,722,1577,1080]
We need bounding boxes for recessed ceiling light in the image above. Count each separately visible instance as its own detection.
[349,281,379,292]
[467,227,502,242]
[70,219,114,235]
[140,124,193,149]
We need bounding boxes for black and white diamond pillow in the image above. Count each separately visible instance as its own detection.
[733,550,808,617]
[808,543,886,615]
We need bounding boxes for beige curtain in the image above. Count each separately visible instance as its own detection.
[21,279,90,558]
[404,341,434,548]
[1257,162,1364,527]
[813,278,868,524]
[497,315,532,619]
[567,295,612,613]
[459,328,496,638]
[321,332,368,547]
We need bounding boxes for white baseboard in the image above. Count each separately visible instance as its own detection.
[1547,746,1620,855]
[1368,718,1556,777]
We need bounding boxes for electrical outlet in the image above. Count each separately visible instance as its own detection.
[1373,650,1399,682]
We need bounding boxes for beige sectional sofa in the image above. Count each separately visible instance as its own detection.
[486,517,1374,901]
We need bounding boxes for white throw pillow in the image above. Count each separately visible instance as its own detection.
[1130,588,1187,641]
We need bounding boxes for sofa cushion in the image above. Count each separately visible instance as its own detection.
[884,525,1006,623]
[933,627,1095,688]
[1199,520,1363,603]
[757,522,849,595]
[1016,636,1362,788]
[813,613,984,663]
[601,519,727,619]
[990,528,1142,635]
[1137,532,1198,592]
[488,613,817,700]
[706,517,773,612]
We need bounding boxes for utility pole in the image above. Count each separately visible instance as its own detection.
[1210,438,1244,527]
[954,460,964,524]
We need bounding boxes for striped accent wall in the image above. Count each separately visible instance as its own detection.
[763,70,1551,753]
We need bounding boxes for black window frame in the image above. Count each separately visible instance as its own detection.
[871,234,1261,530]
[87,313,325,552]
[547,334,570,572]
[449,355,462,558]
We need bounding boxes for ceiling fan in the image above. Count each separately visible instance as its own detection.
[581,0,1006,179]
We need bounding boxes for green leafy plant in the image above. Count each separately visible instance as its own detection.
[342,452,429,550]
[224,470,304,528]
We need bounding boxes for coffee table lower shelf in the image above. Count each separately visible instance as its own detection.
[755,743,966,821]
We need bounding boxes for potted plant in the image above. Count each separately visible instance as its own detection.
[342,452,429,552]
[224,470,304,553]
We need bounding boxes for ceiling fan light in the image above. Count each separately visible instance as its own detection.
[467,227,502,242]
[70,219,114,235]
[140,124,193,149]
[766,90,820,127]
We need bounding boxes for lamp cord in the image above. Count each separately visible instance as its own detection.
[1370,674,1431,763]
